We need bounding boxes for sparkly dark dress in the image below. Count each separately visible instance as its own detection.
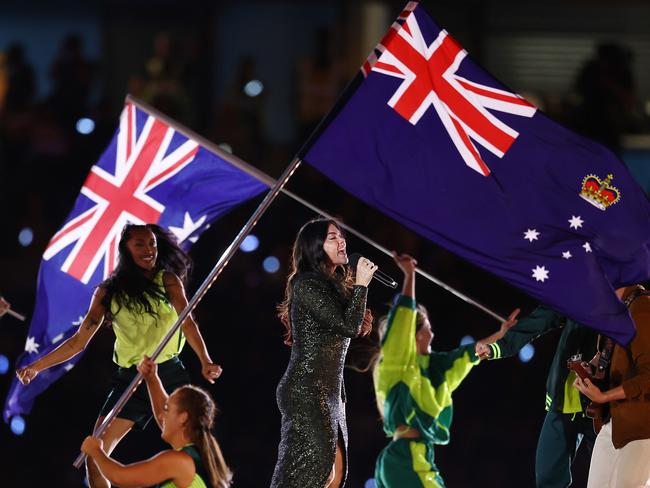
[271,272,368,488]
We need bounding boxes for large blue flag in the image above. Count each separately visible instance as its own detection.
[4,100,267,422]
[301,2,650,344]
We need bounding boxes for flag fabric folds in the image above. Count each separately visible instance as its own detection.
[4,101,267,422]
[302,1,650,344]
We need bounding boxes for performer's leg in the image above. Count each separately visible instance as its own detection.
[535,411,575,488]
[86,416,134,488]
[586,422,617,488]
[326,441,345,488]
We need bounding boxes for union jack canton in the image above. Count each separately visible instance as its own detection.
[4,101,267,422]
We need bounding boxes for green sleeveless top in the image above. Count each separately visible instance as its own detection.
[156,444,209,488]
[111,270,185,368]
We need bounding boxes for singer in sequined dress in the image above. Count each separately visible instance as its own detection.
[271,218,376,488]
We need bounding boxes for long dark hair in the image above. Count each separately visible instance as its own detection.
[277,218,373,345]
[174,385,232,488]
[101,223,192,317]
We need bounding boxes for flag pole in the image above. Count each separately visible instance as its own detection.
[127,95,505,323]
[72,156,303,469]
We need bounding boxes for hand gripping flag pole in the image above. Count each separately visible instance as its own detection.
[72,154,303,469]
[128,96,505,323]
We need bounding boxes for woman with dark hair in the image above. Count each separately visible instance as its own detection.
[373,253,518,488]
[271,218,377,488]
[17,223,221,488]
[82,356,232,488]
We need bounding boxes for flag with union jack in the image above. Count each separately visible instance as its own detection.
[4,99,267,422]
[301,1,650,344]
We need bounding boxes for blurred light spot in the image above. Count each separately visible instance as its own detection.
[218,143,233,154]
[10,415,25,435]
[18,227,33,247]
[240,235,259,253]
[364,479,377,488]
[76,118,95,135]
[243,80,263,97]
[519,343,535,363]
[460,335,474,346]
[263,256,280,273]
[0,354,9,374]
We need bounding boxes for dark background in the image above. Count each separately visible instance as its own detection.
[0,0,649,486]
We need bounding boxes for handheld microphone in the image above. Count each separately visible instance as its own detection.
[348,253,398,289]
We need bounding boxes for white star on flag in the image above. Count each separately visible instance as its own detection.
[562,251,572,259]
[568,215,584,230]
[532,265,549,282]
[52,333,64,344]
[583,242,592,253]
[25,336,40,354]
[72,316,84,326]
[64,363,75,371]
[169,212,207,244]
[524,229,540,242]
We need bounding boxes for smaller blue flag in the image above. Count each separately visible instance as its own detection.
[302,1,650,344]
[4,100,267,422]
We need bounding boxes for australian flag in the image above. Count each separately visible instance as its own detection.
[4,99,267,422]
[301,1,650,344]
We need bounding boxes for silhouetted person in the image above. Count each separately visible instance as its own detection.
[573,43,638,155]
[3,43,35,113]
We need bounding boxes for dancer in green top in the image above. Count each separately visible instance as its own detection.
[17,224,222,488]
[82,356,232,488]
[374,253,518,487]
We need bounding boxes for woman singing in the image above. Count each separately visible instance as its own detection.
[271,218,376,488]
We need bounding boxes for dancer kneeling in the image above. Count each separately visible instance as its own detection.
[373,253,518,487]
[82,357,232,488]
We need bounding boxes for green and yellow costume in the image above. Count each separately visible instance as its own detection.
[374,295,479,488]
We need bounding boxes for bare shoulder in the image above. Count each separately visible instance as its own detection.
[162,271,183,288]
[153,449,196,481]
[92,286,107,300]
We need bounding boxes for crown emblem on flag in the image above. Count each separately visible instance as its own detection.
[580,173,621,210]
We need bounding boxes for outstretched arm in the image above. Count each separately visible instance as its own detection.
[81,436,193,488]
[16,288,106,384]
[475,306,565,361]
[164,272,222,384]
[137,357,168,430]
[475,308,520,357]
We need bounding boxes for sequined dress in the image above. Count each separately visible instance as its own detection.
[271,272,368,488]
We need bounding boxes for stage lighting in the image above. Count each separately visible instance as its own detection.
[18,227,33,247]
[0,354,9,374]
[519,343,535,363]
[240,235,259,253]
[263,256,280,273]
[10,415,26,435]
[243,80,263,97]
[76,118,95,135]
[460,335,474,346]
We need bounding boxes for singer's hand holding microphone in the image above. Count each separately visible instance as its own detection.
[349,253,398,288]
[353,255,378,287]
